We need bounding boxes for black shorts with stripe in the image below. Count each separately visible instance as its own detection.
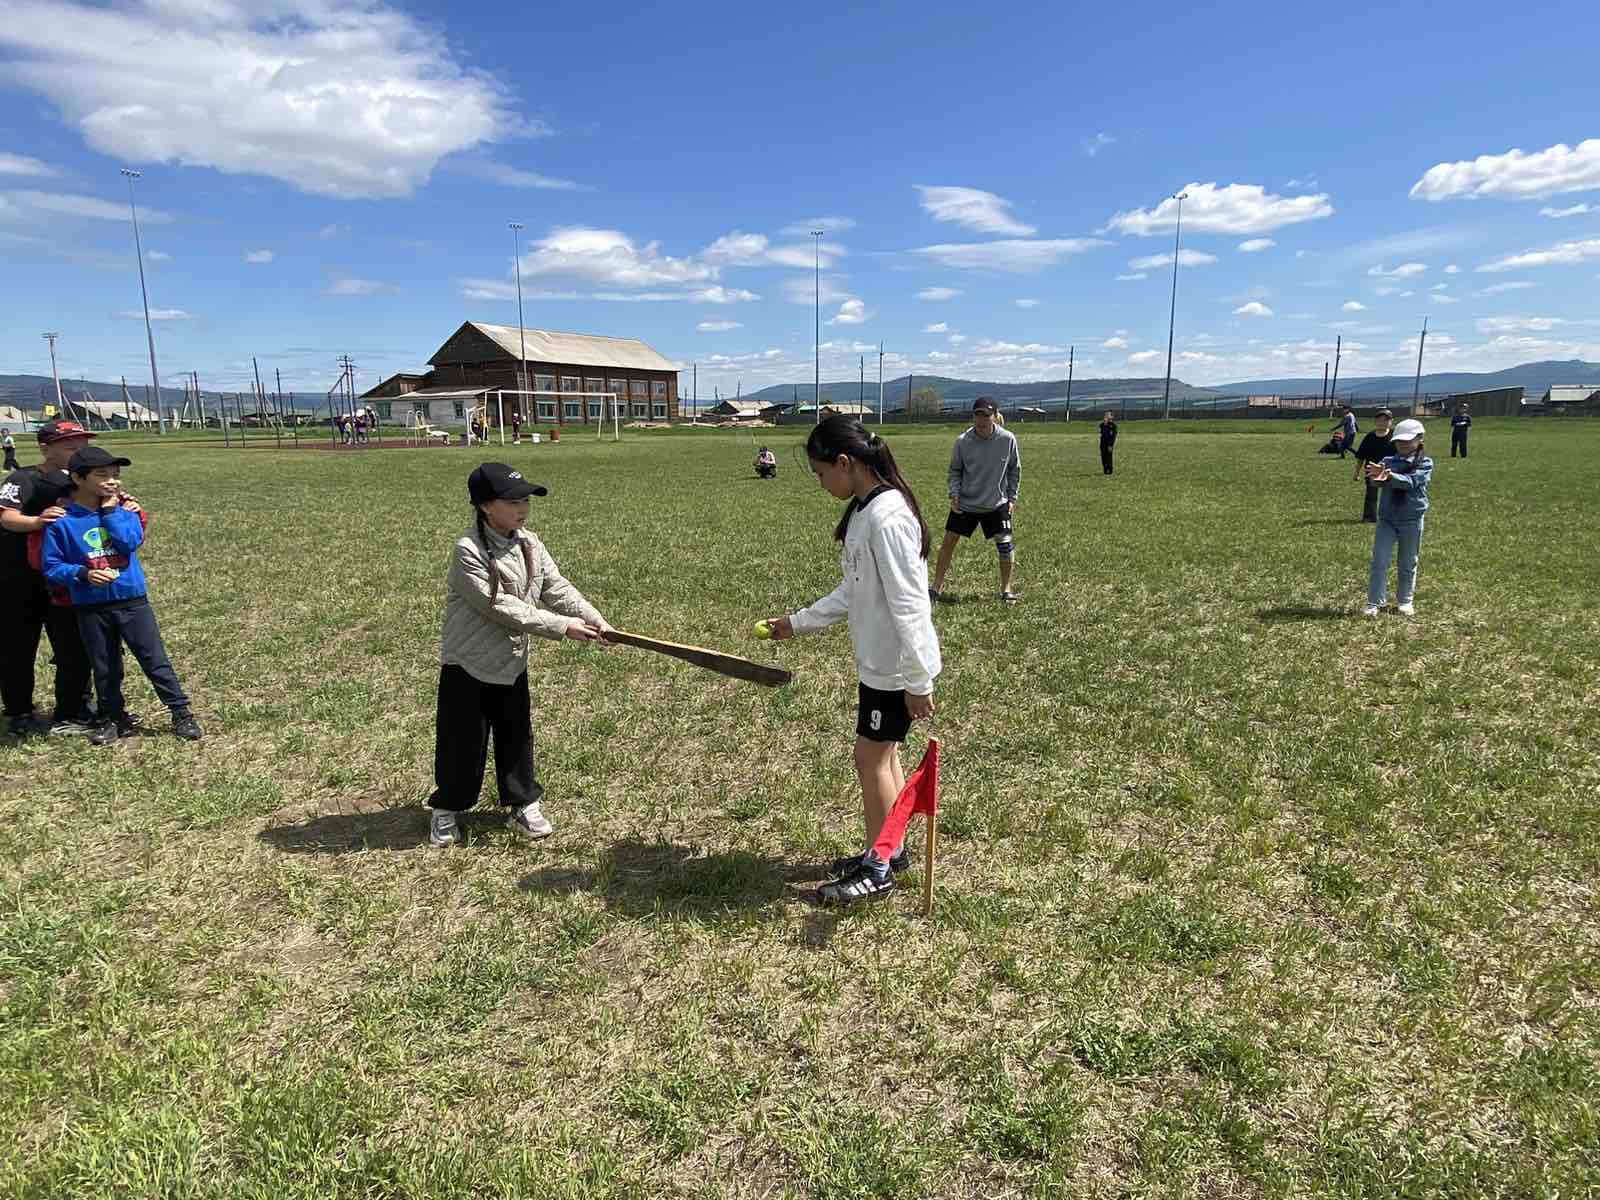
[857,683,912,743]
[945,505,1012,540]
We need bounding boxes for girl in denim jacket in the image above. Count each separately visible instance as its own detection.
[1362,418,1432,617]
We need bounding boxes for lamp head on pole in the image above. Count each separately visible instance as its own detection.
[121,168,141,181]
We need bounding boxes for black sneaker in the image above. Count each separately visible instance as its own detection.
[827,847,911,878]
[172,711,203,741]
[90,714,140,746]
[929,588,956,604]
[47,717,96,737]
[6,712,50,738]
[816,863,895,908]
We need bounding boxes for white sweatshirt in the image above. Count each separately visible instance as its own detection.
[788,487,942,695]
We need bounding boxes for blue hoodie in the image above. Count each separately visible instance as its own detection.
[40,502,150,607]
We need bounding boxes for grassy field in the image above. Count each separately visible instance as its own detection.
[2,417,1597,1199]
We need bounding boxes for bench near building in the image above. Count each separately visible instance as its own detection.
[362,322,679,428]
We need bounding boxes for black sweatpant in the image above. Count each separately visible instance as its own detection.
[1451,429,1468,458]
[429,664,543,812]
[76,597,190,720]
[1362,480,1381,522]
[0,572,94,721]
[1100,447,1114,475]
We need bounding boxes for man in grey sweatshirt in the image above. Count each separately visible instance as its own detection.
[930,397,1022,604]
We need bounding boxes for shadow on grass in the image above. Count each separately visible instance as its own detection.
[1293,517,1366,527]
[519,837,824,924]
[1255,605,1350,624]
[259,801,428,853]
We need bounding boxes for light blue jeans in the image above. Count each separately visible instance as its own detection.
[1368,517,1424,606]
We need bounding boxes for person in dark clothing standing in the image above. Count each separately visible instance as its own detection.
[1331,405,1358,458]
[0,420,97,737]
[1098,412,1118,475]
[1451,403,1471,458]
[1352,409,1396,523]
[2,429,17,472]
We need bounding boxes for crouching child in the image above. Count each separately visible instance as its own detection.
[39,446,201,743]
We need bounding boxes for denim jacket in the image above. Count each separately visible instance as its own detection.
[1376,453,1432,523]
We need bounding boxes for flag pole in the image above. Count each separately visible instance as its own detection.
[921,808,937,915]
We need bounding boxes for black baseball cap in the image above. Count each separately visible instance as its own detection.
[1375,408,1393,418]
[37,419,96,445]
[972,397,997,414]
[467,462,548,504]
[68,445,132,475]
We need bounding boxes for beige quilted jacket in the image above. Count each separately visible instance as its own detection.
[440,523,604,685]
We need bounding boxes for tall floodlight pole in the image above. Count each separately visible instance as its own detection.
[877,342,884,425]
[1161,191,1188,419]
[812,230,823,423]
[42,332,63,413]
[1322,361,1329,403]
[859,355,864,405]
[692,362,697,421]
[121,169,165,434]
[1330,335,1343,408]
[1066,345,1075,420]
[509,223,529,428]
[1412,317,1429,407]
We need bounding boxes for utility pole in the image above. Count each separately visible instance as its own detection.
[1322,361,1329,403]
[877,342,884,425]
[859,355,864,406]
[812,230,824,423]
[692,362,697,421]
[1412,317,1429,408]
[1161,190,1189,420]
[121,168,165,434]
[42,332,64,415]
[1330,336,1343,409]
[510,222,529,429]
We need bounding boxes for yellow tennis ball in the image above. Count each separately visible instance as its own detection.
[754,621,772,640]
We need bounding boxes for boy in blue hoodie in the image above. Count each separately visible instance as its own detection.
[40,446,202,743]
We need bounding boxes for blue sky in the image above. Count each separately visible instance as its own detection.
[2,0,1598,402]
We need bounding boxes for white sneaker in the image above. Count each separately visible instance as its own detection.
[1396,601,1415,616]
[507,801,553,840]
[1361,605,1380,617]
[429,809,461,848]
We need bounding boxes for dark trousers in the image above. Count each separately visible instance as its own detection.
[1100,447,1114,475]
[1362,480,1381,522]
[76,597,190,719]
[1451,430,1467,458]
[2,448,17,471]
[429,664,542,812]
[1,573,94,720]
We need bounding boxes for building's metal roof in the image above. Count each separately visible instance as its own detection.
[465,322,677,373]
[1542,384,1600,404]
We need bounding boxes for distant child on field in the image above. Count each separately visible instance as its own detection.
[427,463,612,848]
[1362,418,1432,617]
[1099,411,1118,475]
[763,416,942,907]
[39,446,202,743]
[1451,402,1471,458]
[1351,408,1396,523]
[2,429,16,472]
[754,446,777,478]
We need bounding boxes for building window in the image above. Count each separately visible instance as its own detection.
[651,380,667,400]
[376,401,392,420]
[608,378,626,401]
[537,401,556,419]
[587,400,603,419]
[564,401,581,418]
[652,402,667,419]
[560,376,580,393]
[629,379,647,397]
[584,376,604,395]
[631,400,648,417]
[535,374,556,393]
[453,401,465,419]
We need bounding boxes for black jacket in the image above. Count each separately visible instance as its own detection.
[1353,431,1395,464]
[1099,421,1118,448]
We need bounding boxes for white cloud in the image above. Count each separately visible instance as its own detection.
[829,298,871,325]
[1477,238,1600,272]
[0,151,57,177]
[696,319,740,332]
[1014,298,1040,308]
[1128,248,1217,270]
[914,238,1107,273]
[1238,238,1276,253]
[971,339,1063,355]
[145,249,169,262]
[318,224,350,239]
[1285,176,1319,190]
[452,158,585,192]
[689,285,760,304]
[781,216,856,236]
[1477,316,1564,333]
[1342,301,1366,311]
[1105,181,1334,236]
[521,227,716,288]
[916,185,1035,236]
[1368,262,1428,278]
[116,307,191,320]
[325,278,396,296]
[1128,349,1161,365]
[923,322,949,333]
[1410,139,1600,203]
[0,0,523,200]
[783,274,854,306]
[0,188,173,223]
[701,230,843,270]
[916,286,960,300]
[1428,293,1459,304]
[1081,132,1116,157]
[1115,272,1147,281]
[1540,202,1592,219]
[1233,301,1274,317]
[1475,280,1537,296]
[245,249,274,264]
[1102,336,1129,349]
[947,334,967,344]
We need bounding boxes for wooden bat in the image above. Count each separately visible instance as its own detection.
[602,629,793,688]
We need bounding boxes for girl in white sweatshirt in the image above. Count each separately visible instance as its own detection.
[764,416,942,906]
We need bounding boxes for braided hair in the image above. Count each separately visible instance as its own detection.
[474,508,536,603]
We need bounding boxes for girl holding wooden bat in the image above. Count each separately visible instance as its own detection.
[427,462,611,848]
[763,416,942,906]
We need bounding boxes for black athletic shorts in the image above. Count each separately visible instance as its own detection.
[857,683,912,743]
[945,505,1012,540]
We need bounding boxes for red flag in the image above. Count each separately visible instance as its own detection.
[872,737,939,862]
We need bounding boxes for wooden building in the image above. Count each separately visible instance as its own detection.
[362,322,679,427]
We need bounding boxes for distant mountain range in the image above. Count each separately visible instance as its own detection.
[1212,359,1600,399]
[0,374,316,415]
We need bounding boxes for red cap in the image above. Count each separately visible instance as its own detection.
[37,420,97,445]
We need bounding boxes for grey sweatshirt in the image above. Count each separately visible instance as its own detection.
[440,523,604,685]
[948,425,1021,511]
